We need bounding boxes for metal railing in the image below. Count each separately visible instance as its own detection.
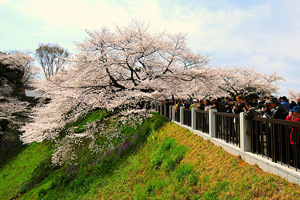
[195,110,209,134]
[183,109,191,127]
[215,112,240,147]
[153,103,300,171]
[251,117,300,169]
[165,105,170,119]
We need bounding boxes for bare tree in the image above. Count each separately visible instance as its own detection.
[35,43,70,78]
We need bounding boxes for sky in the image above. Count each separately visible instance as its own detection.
[0,0,299,97]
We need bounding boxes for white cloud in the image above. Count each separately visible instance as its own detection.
[1,0,299,95]
[0,0,8,6]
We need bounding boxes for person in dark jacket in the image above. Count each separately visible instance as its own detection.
[244,100,259,136]
[244,100,258,120]
[263,97,288,119]
[225,99,234,113]
[198,100,205,110]
[233,95,246,114]
[184,99,191,109]
[263,97,289,163]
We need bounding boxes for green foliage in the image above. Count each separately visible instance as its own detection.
[57,109,109,140]
[0,129,26,168]
[12,111,168,199]
[201,180,229,199]
[174,164,194,182]
[0,141,53,200]
[150,138,188,171]
[18,158,59,195]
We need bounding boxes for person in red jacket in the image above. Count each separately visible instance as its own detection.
[286,106,300,168]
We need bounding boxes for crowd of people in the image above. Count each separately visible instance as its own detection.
[161,95,300,168]
[163,95,300,120]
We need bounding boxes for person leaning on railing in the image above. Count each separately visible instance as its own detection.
[189,99,199,110]
[244,100,259,135]
[233,95,246,114]
[286,106,300,168]
[262,97,288,119]
[204,99,212,111]
[262,97,289,163]
[225,99,234,113]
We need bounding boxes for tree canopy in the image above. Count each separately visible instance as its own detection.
[35,43,70,78]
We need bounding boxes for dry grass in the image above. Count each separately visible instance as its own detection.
[157,122,300,199]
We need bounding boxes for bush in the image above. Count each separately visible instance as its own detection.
[174,164,194,182]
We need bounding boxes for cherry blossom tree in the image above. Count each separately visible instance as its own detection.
[19,21,285,165]
[287,89,300,101]
[0,51,38,122]
[20,21,214,164]
[0,51,39,155]
[214,66,285,99]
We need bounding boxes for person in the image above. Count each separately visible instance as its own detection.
[204,99,212,111]
[211,101,221,112]
[244,100,259,135]
[189,99,199,110]
[263,97,289,163]
[258,95,263,104]
[217,98,226,112]
[184,99,191,109]
[297,97,300,106]
[225,99,234,113]
[286,106,300,168]
[198,100,205,110]
[289,101,297,110]
[244,100,258,120]
[175,101,184,111]
[233,95,246,114]
[280,96,289,111]
[263,97,288,119]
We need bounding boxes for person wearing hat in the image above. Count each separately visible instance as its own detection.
[263,97,288,120]
[189,99,199,110]
[286,106,300,168]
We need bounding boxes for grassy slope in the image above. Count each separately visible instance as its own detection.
[79,122,300,199]
[0,141,52,199]
[1,112,300,199]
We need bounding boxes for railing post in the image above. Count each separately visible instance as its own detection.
[164,104,167,117]
[209,109,217,138]
[191,108,197,130]
[170,106,175,121]
[160,104,163,115]
[180,107,184,125]
[240,112,251,152]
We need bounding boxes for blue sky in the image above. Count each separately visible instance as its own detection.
[1,0,299,96]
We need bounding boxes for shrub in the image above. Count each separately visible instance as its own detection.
[174,164,194,182]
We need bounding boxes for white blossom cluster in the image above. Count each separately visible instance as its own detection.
[50,109,149,165]
[0,52,37,127]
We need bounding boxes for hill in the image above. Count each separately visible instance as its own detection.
[1,111,300,199]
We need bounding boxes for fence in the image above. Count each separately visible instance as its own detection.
[152,103,300,185]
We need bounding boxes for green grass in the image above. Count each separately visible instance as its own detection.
[0,111,168,199]
[2,111,300,199]
[0,141,53,200]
